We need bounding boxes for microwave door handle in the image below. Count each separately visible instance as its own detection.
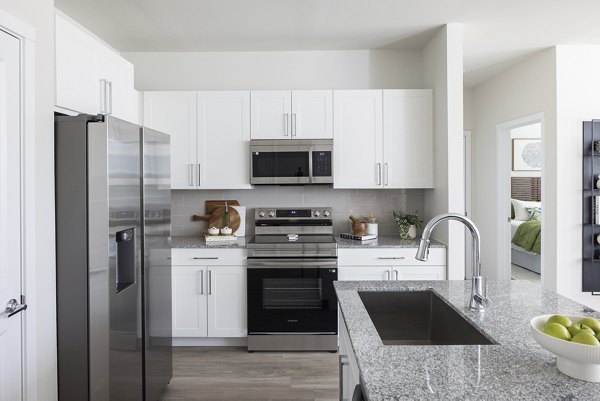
[308,147,313,183]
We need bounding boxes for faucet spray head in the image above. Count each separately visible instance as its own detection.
[415,238,430,261]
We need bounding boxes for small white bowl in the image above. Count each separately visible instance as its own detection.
[207,227,220,235]
[530,314,600,382]
[220,227,233,235]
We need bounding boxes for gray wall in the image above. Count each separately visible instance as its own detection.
[172,187,424,237]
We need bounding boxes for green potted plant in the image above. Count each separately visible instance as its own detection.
[393,211,422,240]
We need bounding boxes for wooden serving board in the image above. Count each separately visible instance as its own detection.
[205,200,240,215]
[208,206,241,233]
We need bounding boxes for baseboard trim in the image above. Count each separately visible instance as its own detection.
[173,337,248,347]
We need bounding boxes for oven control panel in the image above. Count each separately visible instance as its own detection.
[254,207,333,220]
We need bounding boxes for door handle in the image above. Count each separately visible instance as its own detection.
[284,114,289,136]
[198,271,204,295]
[378,257,405,260]
[376,163,382,185]
[192,257,219,260]
[208,270,212,295]
[189,164,194,186]
[292,114,297,137]
[107,80,113,115]
[394,270,399,281]
[197,164,202,187]
[5,299,27,318]
[384,163,389,186]
[385,270,390,280]
[339,355,349,401]
[99,79,107,114]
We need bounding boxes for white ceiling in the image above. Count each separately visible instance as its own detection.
[55,0,600,87]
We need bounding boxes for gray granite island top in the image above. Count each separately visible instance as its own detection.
[335,235,446,249]
[335,280,600,400]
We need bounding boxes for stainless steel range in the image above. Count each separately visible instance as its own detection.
[246,207,338,352]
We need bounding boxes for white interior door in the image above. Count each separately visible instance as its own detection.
[0,29,24,401]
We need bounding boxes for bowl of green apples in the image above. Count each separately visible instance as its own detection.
[530,314,600,382]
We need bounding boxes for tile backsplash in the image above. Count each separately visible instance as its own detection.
[171,187,425,237]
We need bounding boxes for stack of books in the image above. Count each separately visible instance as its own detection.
[340,233,378,241]
[205,234,238,243]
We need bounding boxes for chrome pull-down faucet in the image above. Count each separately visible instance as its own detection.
[415,213,490,311]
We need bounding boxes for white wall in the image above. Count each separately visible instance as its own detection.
[422,24,465,280]
[554,45,600,310]
[471,49,557,285]
[123,49,423,90]
[0,1,57,400]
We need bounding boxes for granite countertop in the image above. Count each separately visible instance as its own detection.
[171,235,445,249]
[335,280,600,400]
[335,235,446,249]
[170,236,250,249]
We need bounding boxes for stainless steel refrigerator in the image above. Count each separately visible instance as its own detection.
[55,114,172,401]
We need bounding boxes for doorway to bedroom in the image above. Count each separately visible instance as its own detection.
[497,114,544,283]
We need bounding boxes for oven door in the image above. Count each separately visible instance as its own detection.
[247,258,338,334]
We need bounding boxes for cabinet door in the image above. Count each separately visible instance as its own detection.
[338,266,392,281]
[172,266,207,337]
[383,90,433,188]
[291,90,333,139]
[197,91,252,189]
[207,266,247,337]
[98,50,137,123]
[394,265,446,281]
[250,91,292,139]
[143,92,197,189]
[55,14,99,114]
[333,90,383,188]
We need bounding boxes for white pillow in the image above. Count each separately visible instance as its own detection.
[511,199,541,221]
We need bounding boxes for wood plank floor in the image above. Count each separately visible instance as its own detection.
[159,347,339,401]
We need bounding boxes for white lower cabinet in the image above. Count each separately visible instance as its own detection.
[172,261,246,338]
[339,316,360,401]
[338,248,447,281]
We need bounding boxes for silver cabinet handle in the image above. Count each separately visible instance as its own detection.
[378,257,405,260]
[107,81,113,115]
[99,79,107,114]
[188,164,194,186]
[197,164,201,187]
[5,299,27,318]
[284,114,289,136]
[198,271,204,295]
[384,163,389,186]
[394,270,399,280]
[208,270,212,295]
[376,163,382,185]
[385,270,390,280]
[339,355,349,401]
[192,257,219,260]
[292,113,297,137]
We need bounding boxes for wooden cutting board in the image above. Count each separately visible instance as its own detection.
[205,200,240,215]
[208,206,241,233]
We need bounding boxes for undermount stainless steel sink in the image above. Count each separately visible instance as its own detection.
[358,291,496,346]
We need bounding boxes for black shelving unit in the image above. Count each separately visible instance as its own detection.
[582,120,600,293]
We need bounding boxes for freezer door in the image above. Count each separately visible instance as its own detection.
[88,116,143,401]
[141,127,173,400]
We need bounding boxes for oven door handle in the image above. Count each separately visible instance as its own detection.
[247,259,337,268]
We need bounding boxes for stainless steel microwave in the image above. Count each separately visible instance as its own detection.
[250,139,333,185]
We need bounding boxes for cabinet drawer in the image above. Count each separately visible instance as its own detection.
[338,247,445,266]
[172,249,246,266]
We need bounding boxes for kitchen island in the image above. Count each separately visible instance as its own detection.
[335,280,600,400]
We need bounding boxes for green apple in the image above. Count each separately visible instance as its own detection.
[568,323,595,337]
[579,317,600,335]
[571,332,600,346]
[546,315,573,328]
[543,323,572,341]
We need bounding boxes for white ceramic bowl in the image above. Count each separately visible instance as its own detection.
[207,227,220,235]
[220,227,233,235]
[530,315,600,382]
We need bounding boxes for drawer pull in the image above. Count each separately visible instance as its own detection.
[378,257,405,260]
[192,257,220,260]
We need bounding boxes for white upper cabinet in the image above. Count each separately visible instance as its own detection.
[143,91,197,189]
[333,90,383,189]
[55,13,137,123]
[251,90,333,140]
[250,91,292,139]
[197,91,252,189]
[383,90,433,188]
[290,90,333,139]
[55,13,99,115]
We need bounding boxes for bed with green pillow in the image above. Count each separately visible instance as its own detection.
[511,198,541,274]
